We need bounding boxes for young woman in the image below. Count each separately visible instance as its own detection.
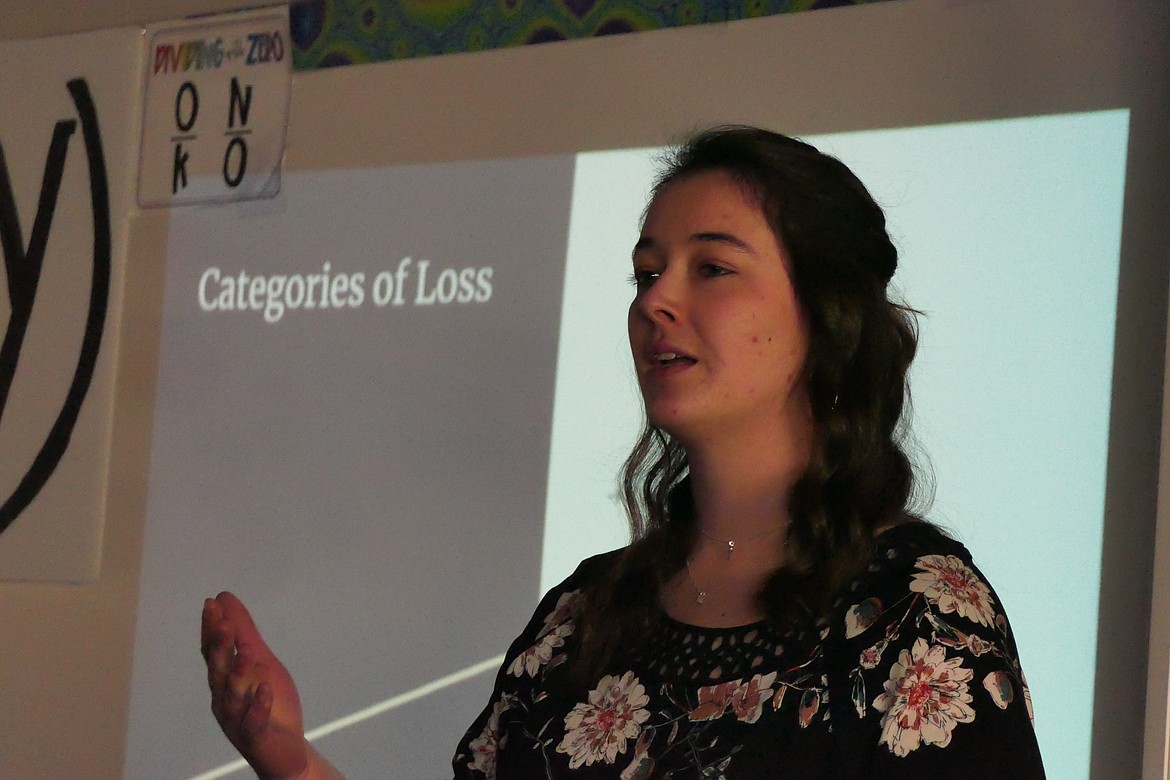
[202,127,1045,778]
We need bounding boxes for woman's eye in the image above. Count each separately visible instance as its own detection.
[629,270,659,289]
[699,262,731,278]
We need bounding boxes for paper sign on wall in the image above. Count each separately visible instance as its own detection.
[138,12,290,207]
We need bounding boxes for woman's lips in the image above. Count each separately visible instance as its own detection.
[644,347,697,375]
[652,351,697,365]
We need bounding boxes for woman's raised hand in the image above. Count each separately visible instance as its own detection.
[201,592,312,780]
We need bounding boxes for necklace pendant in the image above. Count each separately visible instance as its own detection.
[727,539,735,559]
[695,590,706,605]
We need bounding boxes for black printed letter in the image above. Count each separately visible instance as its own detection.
[229,77,252,129]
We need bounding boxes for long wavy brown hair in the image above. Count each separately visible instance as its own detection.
[568,126,925,685]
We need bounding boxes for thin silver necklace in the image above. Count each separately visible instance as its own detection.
[696,524,787,559]
[684,559,708,605]
[685,527,791,606]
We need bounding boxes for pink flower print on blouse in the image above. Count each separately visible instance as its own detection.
[507,621,573,678]
[729,672,778,724]
[618,728,655,780]
[859,639,888,670]
[845,597,884,639]
[688,680,739,722]
[873,638,975,756]
[556,672,651,769]
[982,670,1015,710]
[506,590,580,678]
[466,693,517,778]
[909,554,997,627]
[538,590,581,639]
[798,688,821,728]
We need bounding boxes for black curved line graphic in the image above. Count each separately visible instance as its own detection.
[0,121,75,418]
[0,78,111,534]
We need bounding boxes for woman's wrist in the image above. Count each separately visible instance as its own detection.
[288,743,346,780]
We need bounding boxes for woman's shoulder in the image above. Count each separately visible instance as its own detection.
[516,548,624,633]
[873,519,970,564]
[826,520,1043,772]
[547,547,625,595]
[858,521,985,600]
[842,520,1000,637]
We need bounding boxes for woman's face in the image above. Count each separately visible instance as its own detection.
[628,170,810,448]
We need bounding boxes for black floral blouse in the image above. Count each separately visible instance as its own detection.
[452,523,1045,778]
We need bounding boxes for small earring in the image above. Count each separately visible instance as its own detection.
[830,393,839,411]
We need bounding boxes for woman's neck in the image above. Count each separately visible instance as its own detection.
[663,448,805,627]
[659,408,814,626]
[685,421,810,542]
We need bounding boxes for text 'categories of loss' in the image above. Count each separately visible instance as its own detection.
[198,258,496,323]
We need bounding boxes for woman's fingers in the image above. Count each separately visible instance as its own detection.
[241,680,274,737]
[227,648,255,700]
[200,598,216,659]
[211,647,270,740]
[201,594,270,732]
[202,601,235,695]
[200,592,312,777]
[214,591,267,653]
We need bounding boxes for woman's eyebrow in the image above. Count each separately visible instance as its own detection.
[691,231,753,253]
[632,231,754,258]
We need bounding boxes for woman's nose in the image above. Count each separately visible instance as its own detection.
[635,273,680,324]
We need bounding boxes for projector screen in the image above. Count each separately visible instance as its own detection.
[124,108,1128,779]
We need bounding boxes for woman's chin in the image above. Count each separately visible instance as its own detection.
[645,407,704,445]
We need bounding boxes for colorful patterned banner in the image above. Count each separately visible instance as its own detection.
[290,0,888,68]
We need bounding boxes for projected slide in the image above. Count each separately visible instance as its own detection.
[126,110,1127,779]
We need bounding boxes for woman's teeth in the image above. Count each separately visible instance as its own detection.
[654,352,692,365]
